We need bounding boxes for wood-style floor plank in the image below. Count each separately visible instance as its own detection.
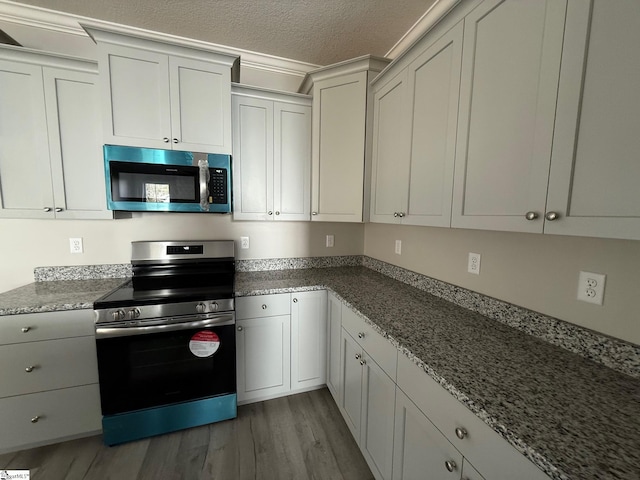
[0,388,373,480]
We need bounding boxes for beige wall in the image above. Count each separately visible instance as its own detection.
[364,223,640,345]
[0,215,364,292]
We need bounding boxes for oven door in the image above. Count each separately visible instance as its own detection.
[95,313,236,416]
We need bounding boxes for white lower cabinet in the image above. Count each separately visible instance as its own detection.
[338,303,397,480]
[0,309,101,453]
[291,290,327,391]
[326,291,343,402]
[393,388,466,480]
[236,291,327,404]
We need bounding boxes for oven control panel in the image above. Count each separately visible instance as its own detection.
[95,298,234,324]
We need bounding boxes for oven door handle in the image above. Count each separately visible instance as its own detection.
[95,314,235,339]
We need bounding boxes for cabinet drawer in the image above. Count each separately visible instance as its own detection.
[342,305,397,380]
[0,384,102,453]
[0,309,95,345]
[236,293,291,320]
[0,336,98,398]
[397,354,549,480]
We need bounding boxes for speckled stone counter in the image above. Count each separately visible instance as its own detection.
[236,267,640,480]
[0,278,127,315]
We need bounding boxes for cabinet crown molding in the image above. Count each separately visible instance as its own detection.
[298,54,391,94]
[0,44,96,72]
[232,83,311,106]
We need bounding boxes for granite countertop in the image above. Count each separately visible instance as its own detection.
[1,267,638,479]
[235,267,640,480]
[0,278,127,315]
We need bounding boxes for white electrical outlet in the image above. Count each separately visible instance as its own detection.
[467,252,481,275]
[577,271,606,305]
[69,237,83,254]
[240,236,250,249]
[326,235,335,248]
[395,240,402,255]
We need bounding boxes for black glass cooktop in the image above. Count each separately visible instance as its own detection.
[94,280,234,309]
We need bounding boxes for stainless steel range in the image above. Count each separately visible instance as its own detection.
[93,240,236,446]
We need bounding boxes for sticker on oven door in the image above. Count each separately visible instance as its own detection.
[189,330,220,357]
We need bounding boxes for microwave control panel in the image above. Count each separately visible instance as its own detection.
[209,168,228,205]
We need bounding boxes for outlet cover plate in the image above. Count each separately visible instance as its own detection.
[468,252,481,275]
[395,240,402,255]
[326,235,334,248]
[240,237,249,249]
[577,271,606,305]
[69,237,83,254]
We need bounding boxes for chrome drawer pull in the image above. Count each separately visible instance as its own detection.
[25,365,36,373]
[31,415,40,423]
[21,326,31,333]
[355,353,361,360]
[455,427,468,439]
[262,304,267,309]
[445,460,457,472]
[360,359,366,366]
[237,326,243,331]
[358,332,364,339]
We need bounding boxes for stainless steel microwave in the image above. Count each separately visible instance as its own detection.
[104,145,231,213]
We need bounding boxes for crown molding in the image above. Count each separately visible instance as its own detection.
[384,0,462,59]
[0,0,320,78]
[298,54,391,94]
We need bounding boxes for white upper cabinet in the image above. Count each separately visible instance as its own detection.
[451,0,567,233]
[84,26,238,154]
[232,85,311,221]
[301,56,390,222]
[370,22,463,227]
[0,46,110,220]
[545,0,640,240]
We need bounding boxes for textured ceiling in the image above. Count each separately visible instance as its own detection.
[10,0,437,66]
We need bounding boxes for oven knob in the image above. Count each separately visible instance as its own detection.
[112,310,126,321]
[128,308,141,319]
[210,302,219,311]
[196,302,206,313]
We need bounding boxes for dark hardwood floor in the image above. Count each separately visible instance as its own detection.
[0,388,374,480]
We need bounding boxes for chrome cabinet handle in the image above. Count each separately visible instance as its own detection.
[358,332,365,339]
[398,212,405,217]
[173,138,179,144]
[25,365,36,373]
[292,298,298,303]
[525,211,539,220]
[21,326,31,333]
[31,415,40,423]
[455,427,467,439]
[393,212,399,217]
[360,359,366,366]
[312,212,318,215]
[55,207,63,212]
[43,207,52,212]
[237,326,243,331]
[545,211,560,221]
[262,304,267,309]
[445,460,457,472]
[163,137,170,143]
[355,353,361,360]
[268,211,273,215]
[275,211,280,215]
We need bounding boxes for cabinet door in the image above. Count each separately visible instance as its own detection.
[360,353,396,480]
[43,67,110,219]
[236,315,290,403]
[451,0,567,233]
[339,329,363,440]
[290,290,327,391]
[232,95,274,220]
[326,292,343,402]
[404,22,463,228]
[311,72,368,222]
[0,60,54,219]
[393,388,464,480]
[545,0,640,240]
[274,102,311,221]
[169,56,231,154]
[370,70,411,224]
[98,43,171,149]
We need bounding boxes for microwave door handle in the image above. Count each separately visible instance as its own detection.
[95,314,235,339]
[198,160,210,211]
